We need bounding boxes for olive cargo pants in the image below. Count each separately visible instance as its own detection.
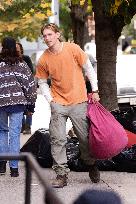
[49,102,95,176]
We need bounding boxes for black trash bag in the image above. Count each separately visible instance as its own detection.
[130,111,136,133]
[66,137,117,172]
[111,108,136,133]
[66,137,80,163]
[112,144,136,173]
[96,159,117,171]
[66,136,136,173]
[22,129,129,172]
[21,129,82,170]
[20,128,53,168]
[68,158,90,172]
[66,137,91,172]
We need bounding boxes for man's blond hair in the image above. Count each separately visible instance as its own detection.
[41,23,62,41]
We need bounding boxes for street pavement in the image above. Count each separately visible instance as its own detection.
[0,93,136,204]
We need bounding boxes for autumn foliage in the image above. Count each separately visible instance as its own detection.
[0,0,52,40]
[0,0,136,41]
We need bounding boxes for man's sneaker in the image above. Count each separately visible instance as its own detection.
[10,167,19,177]
[52,175,67,188]
[89,164,100,183]
[0,161,6,174]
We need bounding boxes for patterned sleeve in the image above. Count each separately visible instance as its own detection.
[17,62,37,104]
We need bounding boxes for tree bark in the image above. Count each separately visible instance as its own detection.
[69,0,91,49]
[92,0,122,111]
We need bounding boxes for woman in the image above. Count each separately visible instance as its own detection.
[0,37,37,177]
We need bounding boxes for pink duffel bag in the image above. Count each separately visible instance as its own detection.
[87,100,128,160]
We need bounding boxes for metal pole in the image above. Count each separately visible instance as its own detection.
[49,0,59,26]
[25,160,32,204]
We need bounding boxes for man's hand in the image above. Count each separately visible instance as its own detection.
[92,92,100,103]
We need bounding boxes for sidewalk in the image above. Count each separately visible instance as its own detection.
[0,94,136,204]
[1,156,136,204]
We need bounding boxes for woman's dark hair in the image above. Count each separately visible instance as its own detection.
[0,37,22,64]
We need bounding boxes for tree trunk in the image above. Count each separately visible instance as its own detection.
[92,0,121,111]
[96,35,118,111]
[69,0,91,49]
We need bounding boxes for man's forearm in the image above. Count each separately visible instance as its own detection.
[38,79,53,103]
[83,58,98,92]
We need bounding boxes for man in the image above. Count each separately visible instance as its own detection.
[36,23,100,188]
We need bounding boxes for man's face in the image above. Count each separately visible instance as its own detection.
[42,28,60,48]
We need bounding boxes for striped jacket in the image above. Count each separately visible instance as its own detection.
[0,61,37,107]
